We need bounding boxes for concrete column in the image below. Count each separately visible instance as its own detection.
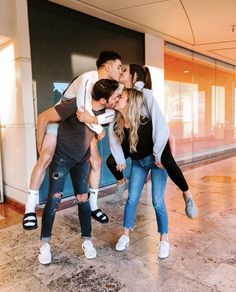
[0,0,36,204]
[145,34,165,112]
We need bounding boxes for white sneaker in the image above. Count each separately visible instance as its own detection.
[158,241,170,259]
[38,243,52,265]
[114,180,128,202]
[115,235,129,251]
[82,240,97,259]
[185,197,197,219]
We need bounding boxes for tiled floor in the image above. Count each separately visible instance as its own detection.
[0,156,236,291]
[0,203,23,229]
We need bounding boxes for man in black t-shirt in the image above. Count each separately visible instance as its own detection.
[37,79,120,265]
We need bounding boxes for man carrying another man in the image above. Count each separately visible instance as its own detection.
[37,79,120,264]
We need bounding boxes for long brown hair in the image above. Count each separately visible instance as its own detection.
[114,88,144,152]
[129,64,152,89]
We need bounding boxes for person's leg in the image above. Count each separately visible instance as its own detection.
[150,163,169,259]
[168,134,176,157]
[23,133,57,230]
[38,156,70,264]
[89,137,108,223]
[116,159,149,251]
[106,154,128,202]
[70,160,96,259]
[106,154,124,181]
[161,141,197,218]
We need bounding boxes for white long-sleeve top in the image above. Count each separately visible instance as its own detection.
[64,70,115,134]
[108,88,169,164]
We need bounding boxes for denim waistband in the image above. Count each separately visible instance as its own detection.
[136,154,154,162]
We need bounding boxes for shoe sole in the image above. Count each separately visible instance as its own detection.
[22,224,38,230]
[158,254,169,259]
[85,254,97,259]
[38,256,52,265]
[83,249,97,259]
[185,208,198,219]
[115,243,129,251]
[91,217,109,224]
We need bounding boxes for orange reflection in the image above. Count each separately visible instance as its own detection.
[164,47,236,162]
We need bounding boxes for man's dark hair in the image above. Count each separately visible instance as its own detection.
[96,50,121,69]
[92,79,119,102]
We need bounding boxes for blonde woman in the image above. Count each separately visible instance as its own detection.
[113,88,169,259]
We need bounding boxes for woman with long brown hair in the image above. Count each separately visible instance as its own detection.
[107,64,197,219]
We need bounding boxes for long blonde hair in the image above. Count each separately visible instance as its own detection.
[114,88,144,152]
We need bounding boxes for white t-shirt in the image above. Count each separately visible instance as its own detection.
[64,70,115,134]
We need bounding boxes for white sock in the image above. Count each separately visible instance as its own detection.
[25,189,39,214]
[89,188,99,211]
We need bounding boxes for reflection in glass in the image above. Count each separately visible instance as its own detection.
[212,86,225,128]
[164,43,236,163]
[53,82,69,104]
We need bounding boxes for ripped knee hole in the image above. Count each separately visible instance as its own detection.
[75,194,88,203]
[52,172,63,180]
[52,192,63,198]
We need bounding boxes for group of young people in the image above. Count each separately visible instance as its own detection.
[22,50,197,264]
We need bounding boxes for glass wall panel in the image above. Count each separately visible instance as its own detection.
[164,43,236,163]
[192,54,216,160]
[215,61,235,154]
[164,49,194,163]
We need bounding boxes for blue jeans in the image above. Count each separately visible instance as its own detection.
[40,154,91,241]
[124,155,168,235]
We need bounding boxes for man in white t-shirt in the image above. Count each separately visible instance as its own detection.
[23,51,122,230]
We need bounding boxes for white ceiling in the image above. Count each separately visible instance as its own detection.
[50,0,236,65]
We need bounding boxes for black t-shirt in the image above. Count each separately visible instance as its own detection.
[55,98,105,163]
[121,118,154,160]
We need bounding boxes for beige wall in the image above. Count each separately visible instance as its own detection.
[0,0,36,204]
[145,34,165,112]
[0,0,16,38]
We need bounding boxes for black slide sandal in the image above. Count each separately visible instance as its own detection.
[22,212,38,230]
[91,209,109,224]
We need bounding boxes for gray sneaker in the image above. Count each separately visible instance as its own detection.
[185,197,197,218]
[113,180,128,202]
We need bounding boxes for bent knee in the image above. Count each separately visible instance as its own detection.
[126,196,138,206]
[90,155,102,171]
[47,192,62,211]
[76,193,89,203]
[106,155,116,167]
[51,192,63,199]
[39,151,54,168]
[153,200,166,210]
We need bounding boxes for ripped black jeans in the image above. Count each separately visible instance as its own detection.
[40,154,91,242]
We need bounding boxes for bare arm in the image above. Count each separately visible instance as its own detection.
[76,107,98,124]
[36,107,61,153]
